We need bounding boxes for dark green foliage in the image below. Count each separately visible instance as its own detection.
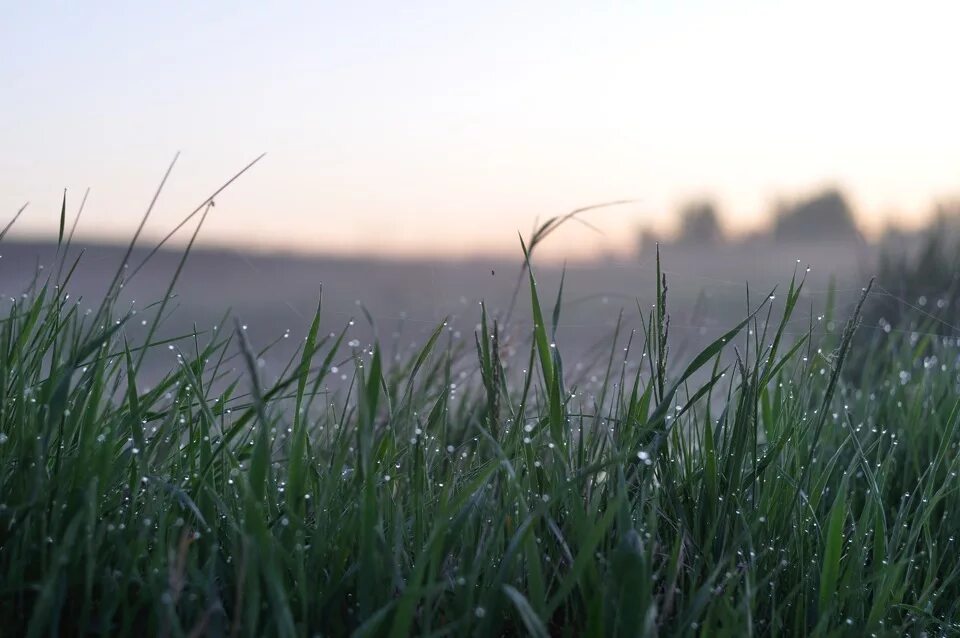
[851,214,960,380]
[868,217,960,335]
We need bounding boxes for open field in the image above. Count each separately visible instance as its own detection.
[0,238,877,377]
[2,231,959,636]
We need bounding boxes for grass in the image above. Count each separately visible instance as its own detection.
[2,194,960,637]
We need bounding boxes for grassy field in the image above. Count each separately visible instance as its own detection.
[2,209,960,636]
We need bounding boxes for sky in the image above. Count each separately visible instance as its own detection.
[1,0,958,259]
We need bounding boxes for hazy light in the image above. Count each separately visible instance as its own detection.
[1,0,958,259]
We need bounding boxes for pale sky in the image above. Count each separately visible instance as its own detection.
[2,1,958,259]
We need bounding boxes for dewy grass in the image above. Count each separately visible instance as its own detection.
[2,197,960,637]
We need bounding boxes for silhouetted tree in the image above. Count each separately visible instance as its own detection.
[772,189,860,241]
[676,201,723,246]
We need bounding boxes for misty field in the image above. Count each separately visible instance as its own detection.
[2,212,960,637]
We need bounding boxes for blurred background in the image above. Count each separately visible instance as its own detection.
[1,1,958,376]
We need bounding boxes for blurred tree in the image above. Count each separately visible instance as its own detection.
[637,227,660,256]
[676,200,724,246]
[772,189,860,241]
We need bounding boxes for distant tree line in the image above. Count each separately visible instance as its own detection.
[638,188,864,254]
